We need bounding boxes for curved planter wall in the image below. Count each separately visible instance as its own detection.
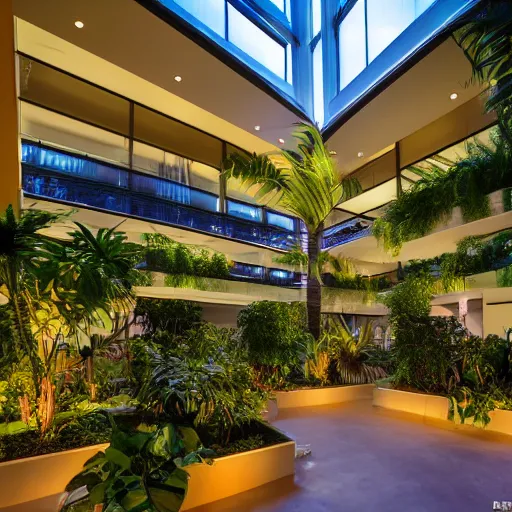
[373,387,512,436]
[0,440,296,510]
[276,384,374,409]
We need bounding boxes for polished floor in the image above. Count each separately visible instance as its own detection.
[4,400,512,512]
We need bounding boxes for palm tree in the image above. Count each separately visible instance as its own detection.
[454,0,512,141]
[224,123,360,338]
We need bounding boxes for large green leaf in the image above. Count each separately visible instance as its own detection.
[105,447,131,471]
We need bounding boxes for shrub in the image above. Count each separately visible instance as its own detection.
[134,298,202,336]
[237,301,307,369]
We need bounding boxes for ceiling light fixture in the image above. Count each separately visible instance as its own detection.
[450,92,458,100]
[329,150,337,156]
[357,152,364,158]
[174,75,182,83]
[74,20,84,29]
[278,138,285,144]
[254,125,261,131]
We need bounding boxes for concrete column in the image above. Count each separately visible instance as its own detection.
[0,2,21,215]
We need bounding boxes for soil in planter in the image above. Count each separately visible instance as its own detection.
[0,412,111,463]
[207,420,290,458]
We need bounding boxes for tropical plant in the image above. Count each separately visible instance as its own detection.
[60,418,213,512]
[137,323,268,445]
[134,299,203,337]
[322,317,386,385]
[224,123,360,338]
[303,336,330,385]
[237,301,309,388]
[455,0,512,133]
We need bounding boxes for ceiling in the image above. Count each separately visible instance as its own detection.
[12,0,302,154]
[327,38,485,174]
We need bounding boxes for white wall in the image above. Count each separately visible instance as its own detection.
[482,288,512,338]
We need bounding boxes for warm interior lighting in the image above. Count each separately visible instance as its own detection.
[357,152,364,158]
[450,93,458,100]
[174,75,182,83]
[278,138,285,144]
[254,125,261,131]
[74,21,84,29]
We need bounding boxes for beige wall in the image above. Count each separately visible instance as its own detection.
[0,2,21,213]
[465,299,483,338]
[482,288,512,338]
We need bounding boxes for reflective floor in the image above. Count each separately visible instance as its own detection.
[4,400,512,512]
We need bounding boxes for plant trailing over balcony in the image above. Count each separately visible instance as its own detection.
[373,126,512,255]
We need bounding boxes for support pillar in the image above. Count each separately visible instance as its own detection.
[0,2,21,215]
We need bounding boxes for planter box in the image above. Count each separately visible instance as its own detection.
[373,388,449,420]
[373,388,512,436]
[0,443,109,509]
[182,439,296,510]
[0,437,295,511]
[276,384,374,409]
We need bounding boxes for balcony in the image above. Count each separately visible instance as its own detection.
[21,142,299,251]
[321,217,372,250]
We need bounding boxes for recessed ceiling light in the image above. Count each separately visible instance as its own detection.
[74,20,84,29]
[254,125,261,131]
[278,138,285,144]
[357,152,364,158]
[174,75,182,83]
[329,150,337,156]
[450,92,458,100]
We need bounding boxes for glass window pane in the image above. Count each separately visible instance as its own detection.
[268,0,285,11]
[313,38,324,127]
[134,105,223,168]
[132,141,165,176]
[20,102,130,167]
[367,0,415,63]
[227,200,263,222]
[227,4,286,79]
[267,211,295,231]
[312,0,322,36]
[415,0,436,17]
[338,0,367,89]
[189,161,220,195]
[171,0,226,38]
[19,57,130,136]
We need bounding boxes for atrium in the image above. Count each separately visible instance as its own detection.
[0,1,512,511]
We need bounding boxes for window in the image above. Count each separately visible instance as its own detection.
[133,105,223,168]
[160,0,294,83]
[313,39,324,127]
[367,0,415,63]
[227,4,286,79]
[267,211,295,231]
[337,0,438,90]
[227,200,263,222]
[19,57,130,136]
[172,0,225,37]
[338,0,366,89]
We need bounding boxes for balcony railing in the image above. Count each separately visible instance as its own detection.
[21,142,299,251]
[322,218,372,250]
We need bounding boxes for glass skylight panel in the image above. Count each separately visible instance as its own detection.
[338,0,366,89]
[313,39,324,127]
[312,0,322,35]
[228,4,286,79]
[367,0,416,63]
[172,0,225,38]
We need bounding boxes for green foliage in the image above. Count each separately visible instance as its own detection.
[137,323,268,445]
[322,317,386,385]
[134,298,202,337]
[373,127,512,254]
[142,233,230,280]
[61,418,213,512]
[0,412,111,462]
[237,301,308,369]
[381,273,434,325]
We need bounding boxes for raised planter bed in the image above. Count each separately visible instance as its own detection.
[373,387,512,436]
[0,443,109,509]
[275,384,374,409]
[182,438,295,510]
[0,433,295,510]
